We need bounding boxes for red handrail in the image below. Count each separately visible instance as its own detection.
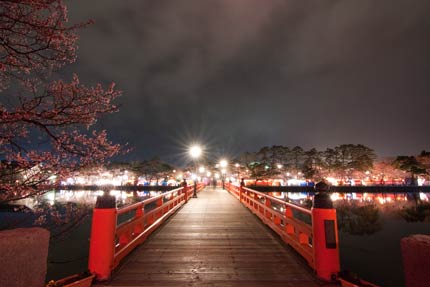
[225,182,340,282]
[88,183,205,281]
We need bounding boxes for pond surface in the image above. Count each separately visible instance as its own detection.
[267,190,430,287]
[0,189,165,282]
[1,189,429,286]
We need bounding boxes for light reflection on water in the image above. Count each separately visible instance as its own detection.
[268,190,430,287]
[0,189,166,282]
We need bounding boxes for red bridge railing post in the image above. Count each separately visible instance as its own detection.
[88,194,117,281]
[182,179,188,203]
[239,179,245,202]
[311,191,340,282]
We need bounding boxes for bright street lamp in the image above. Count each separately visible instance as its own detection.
[219,159,228,189]
[219,159,228,168]
[189,144,202,198]
[189,145,202,159]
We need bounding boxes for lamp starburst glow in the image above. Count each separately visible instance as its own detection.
[189,145,202,159]
[219,159,228,168]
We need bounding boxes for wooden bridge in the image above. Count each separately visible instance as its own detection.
[101,186,331,287]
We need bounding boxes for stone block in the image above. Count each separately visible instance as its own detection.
[401,234,430,287]
[0,227,50,287]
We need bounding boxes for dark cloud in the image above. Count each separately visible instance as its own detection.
[64,0,430,161]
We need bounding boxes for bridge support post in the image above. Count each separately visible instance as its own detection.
[240,178,245,202]
[311,183,340,282]
[88,194,117,281]
[182,179,188,203]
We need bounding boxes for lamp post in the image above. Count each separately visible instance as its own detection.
[189,145,202,198]
[219,159,228,189]
[235,163,240,183]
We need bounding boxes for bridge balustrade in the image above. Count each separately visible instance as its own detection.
[225,183,340,282]
[88,183,205,281]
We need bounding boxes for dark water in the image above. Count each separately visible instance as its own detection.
[0,190,163,282]
[267,191,430,287]
[1,189,429,286]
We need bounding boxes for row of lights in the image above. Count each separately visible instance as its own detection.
[189,145,230,183]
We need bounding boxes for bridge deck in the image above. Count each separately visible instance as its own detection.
[103,187,329,287]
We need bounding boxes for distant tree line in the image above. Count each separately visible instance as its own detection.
[235,145,430,184]
[109,157,175,185]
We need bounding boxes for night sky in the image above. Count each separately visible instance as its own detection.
[64,0,429,163]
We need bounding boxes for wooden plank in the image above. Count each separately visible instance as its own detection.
[102,187,331,287]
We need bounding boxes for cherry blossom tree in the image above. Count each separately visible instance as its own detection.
[0,1,123,203]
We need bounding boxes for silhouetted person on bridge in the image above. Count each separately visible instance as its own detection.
[193,181,197,198]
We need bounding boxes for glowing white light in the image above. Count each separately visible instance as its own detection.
[221,168,226,174]
[150,191,159,197]
[189,145,202,159]
[199,166,205,173]
[167,179,177,186]
[288,193,308,200]
[110,190,120,197]
[219,159,228,168]
[277,164,283,169]
[215,173,220,179]
[75,191,84,198]
[287,179,306,186]
[206,171,212,177]
[330,193,340,201]
[419,192,428,201]
[46,191,55,204]
[325,177,338,186]
[235,163,240,168]
[76,177,85,185]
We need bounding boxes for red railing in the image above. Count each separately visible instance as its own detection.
[88,183,205,281]
[225,182,340,282]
